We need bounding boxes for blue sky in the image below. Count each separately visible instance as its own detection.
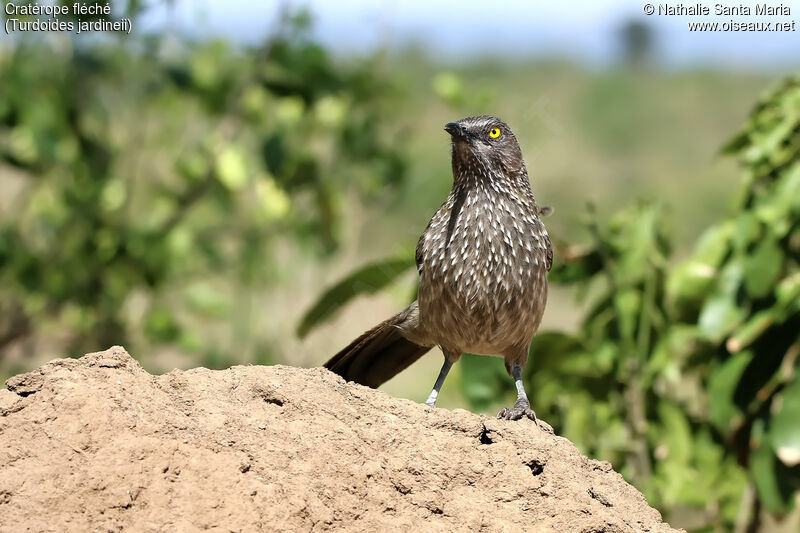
[142,0,800,70]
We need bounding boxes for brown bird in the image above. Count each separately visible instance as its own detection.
[325,116,552,421]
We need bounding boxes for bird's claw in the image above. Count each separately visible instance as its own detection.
[497,398,537,422]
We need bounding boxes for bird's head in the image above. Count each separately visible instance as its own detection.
[444,115,525,182]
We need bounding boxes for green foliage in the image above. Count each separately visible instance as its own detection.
[0,8,408,368]
[296,256,414,338]
[669,77,800,514]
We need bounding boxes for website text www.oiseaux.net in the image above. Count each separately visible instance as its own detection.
[688,19,795,31]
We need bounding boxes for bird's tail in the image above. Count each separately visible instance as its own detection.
[324,305,432,388]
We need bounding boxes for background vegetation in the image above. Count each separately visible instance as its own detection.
[1,3,798,531]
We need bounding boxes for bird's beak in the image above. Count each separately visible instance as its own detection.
[444,122,468,140]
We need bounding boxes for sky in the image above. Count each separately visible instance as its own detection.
[141,0,800,70]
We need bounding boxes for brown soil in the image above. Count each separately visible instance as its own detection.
[0,346,678,532]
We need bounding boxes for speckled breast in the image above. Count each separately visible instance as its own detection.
[416,185,549,356]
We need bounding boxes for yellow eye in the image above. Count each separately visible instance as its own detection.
[489,127,501,139]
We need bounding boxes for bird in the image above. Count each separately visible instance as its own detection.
[325,115,552,421]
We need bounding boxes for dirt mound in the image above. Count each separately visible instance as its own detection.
[0,347,677,532]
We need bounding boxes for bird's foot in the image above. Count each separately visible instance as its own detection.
[497,398,537,422]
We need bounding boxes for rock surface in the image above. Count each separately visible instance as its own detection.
[0,346,677,532]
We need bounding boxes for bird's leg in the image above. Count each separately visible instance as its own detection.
[497,362,537,422]
[425,358,453,407]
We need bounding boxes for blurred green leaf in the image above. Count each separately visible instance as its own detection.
[460,353,512,410]
[751,434,792,513]
[698,293,744,342]
[549,247,603,284]
[770,376,800,468]
[526,331,586,371]
[721,130,749,154]
[184,283,230,318]
[297,257,414,338]
[742,238,782,298]
[432,72,464,106]
[144,307,182,342]
[707,350,751,432]
[613,289,641,342]
[254,175,291,220]
[776,272,800,306]
[731,212,760,253]
[697,262,747,341]
[667,259,716,305]
[215,146,249,191]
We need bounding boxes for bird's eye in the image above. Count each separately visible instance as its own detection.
[489,127,501,139]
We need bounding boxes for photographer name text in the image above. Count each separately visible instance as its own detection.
[655,3,790,15]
